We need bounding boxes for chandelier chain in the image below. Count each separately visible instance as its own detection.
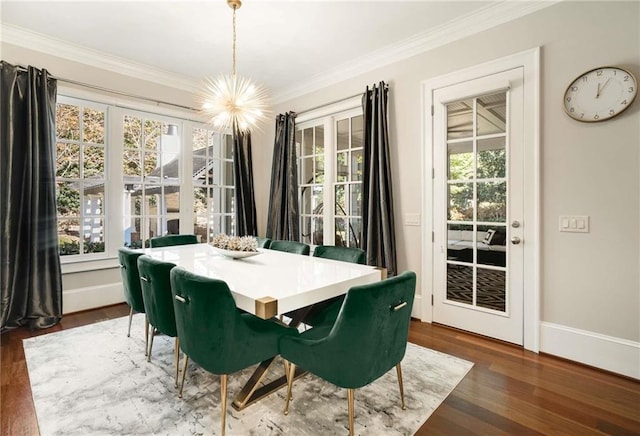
[232,6,237,77]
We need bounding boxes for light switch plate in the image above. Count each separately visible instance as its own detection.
[559,215,589,233]
[404,213,421,226]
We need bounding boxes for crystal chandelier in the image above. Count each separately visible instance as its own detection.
[200,0,268,133]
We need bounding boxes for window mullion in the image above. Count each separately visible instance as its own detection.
[323,117,335,246]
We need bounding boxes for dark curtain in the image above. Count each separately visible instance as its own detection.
[0,61,63,332]
[232,125,257,236]
[361,81,397,276]
[266,112,299,241]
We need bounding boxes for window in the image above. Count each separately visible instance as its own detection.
[54,94,236,264]
[122,115,181,248]
[55,98,107,257]
[192,127,235,242]
[296,106,363,247]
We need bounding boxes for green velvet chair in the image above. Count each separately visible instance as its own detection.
[137,255,180,386]
[117,247,149,355]
[149,234,198,248]
[256,236,272,249]
[280,271,417,436]
[170,267,299,436]
[303,245,367,327]
[269,240,310,255]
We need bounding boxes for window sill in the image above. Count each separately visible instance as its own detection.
[60,256,119,274]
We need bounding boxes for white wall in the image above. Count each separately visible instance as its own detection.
[252,1,640,376]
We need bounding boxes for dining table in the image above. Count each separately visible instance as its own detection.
[139,242,383,409]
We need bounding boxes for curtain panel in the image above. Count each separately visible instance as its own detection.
[361,81,398,277]
[232,126,257,237]
[266,112,299,241]
[0,61,63,332]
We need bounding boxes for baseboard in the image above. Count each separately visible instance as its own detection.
[540,321,640,379]
[63,283,125,315]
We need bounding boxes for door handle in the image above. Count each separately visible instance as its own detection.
[511,236,521,245]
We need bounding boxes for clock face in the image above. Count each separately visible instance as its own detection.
[563,67,637,122]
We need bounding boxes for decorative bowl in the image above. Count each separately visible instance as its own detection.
[212,247,261,259]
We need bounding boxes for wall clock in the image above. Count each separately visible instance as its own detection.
[563,66,637,122]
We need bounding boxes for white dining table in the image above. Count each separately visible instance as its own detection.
[140,243,382,319]
[138,242,383,410]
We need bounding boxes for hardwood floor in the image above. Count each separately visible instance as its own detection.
[2,304,639,435]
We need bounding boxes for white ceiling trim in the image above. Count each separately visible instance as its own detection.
[272,0,559,103]
[0,24,200,94]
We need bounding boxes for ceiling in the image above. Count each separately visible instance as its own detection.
[1,1,549,102]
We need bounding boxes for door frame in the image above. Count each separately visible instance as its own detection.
[420,48,541,352]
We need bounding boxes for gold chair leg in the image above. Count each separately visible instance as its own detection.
[127,307,133,337]
[147,328,156,362]
[347,388,355,436]
[178,354,189,398]
[396,363,406,410]
[220,374,228,436]
[174,337,180,388]
[283,362,296,415]
[144,316,149,356]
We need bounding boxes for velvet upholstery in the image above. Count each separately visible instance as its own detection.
[256,237,272,249]
[170,267,299,375]
[280,271,416,388]
[137,256,178,339]
[118,248,145,314]
[303,245,367,326]
[149,234,198,248]
[269,240,310,255]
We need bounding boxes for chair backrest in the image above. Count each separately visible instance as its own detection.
[117,247,145,313]
[313,245,366,264]
[269,240,310,255]
[149,234,198,248]
[137,255,177,337]
[325,271,416,388]
[256,237,272,249]
[170,267,277,374]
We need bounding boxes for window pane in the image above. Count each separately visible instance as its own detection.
[301,157,313,185]
[447,223,473,263]
[314,156,324,181]
[301,187,312,214]
[477,268,506,311]
[448,183,473,221]
[224,188,234,211]
[224,161,234,186]
[336,152,348,182]
[194,215,207,242]
[123,116,141,149]
[144,152,160,182]
[144,120,162,150]
[83,108,105,144]
[224,215,233,235]
[224,135,233,159]
[349,217,361,248]
[83,185,103,215]
[448,141,473,181]
[351,115,363,149]
[83,146,105,178]
[57,182,80,216]
[312,217,323,245]
[314,125,324,155]
[477,224,506,268]
[350,184,362,216]
[56,143,80,178]
[335,185,345,216]
[447,99,472,140]
[83,218,104,253]
[165,188,180,213]
[477,137,506,179]
[351,149,363,181]
[303,128,313,156]
[193,128,208,150]
[123,150,142,178]
[56,104,80,141]
[124,216,141,248]
[337,119,349,150]
[209,215,222,238]
[301,216,312,245]
[477,181,506,222]
[446,264,473,305]
[58,219,80,255]
[477,92,506,136]
[312,186,323,211]
[166,215,180,234]
[194,187,208,214]
[334,217,347,247]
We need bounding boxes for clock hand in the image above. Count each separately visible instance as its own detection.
[596,82,601,98]
[599,78,612,96]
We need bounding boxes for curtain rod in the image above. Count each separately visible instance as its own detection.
[295,82,388,116]
[1,61,200,112]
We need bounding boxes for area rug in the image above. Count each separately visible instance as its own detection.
[23,314,473,435]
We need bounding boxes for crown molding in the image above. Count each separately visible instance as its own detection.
[0,24,200,94]
[272,0,560,103]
